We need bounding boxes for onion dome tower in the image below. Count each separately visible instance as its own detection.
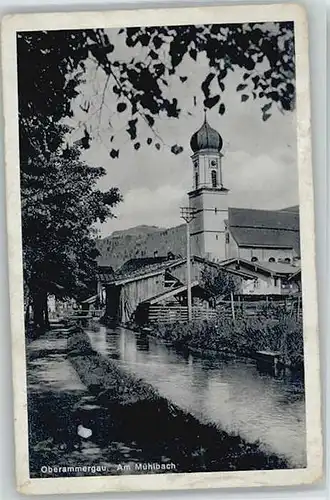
[188,112,229,262]
[190,115,223,154]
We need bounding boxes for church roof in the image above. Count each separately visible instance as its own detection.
[190,115,223,153]
[228,207,300,254]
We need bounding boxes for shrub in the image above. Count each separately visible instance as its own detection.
[149,312,303,368]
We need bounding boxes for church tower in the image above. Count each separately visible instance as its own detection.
[188,113,229,261]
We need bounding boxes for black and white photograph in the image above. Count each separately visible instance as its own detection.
[1,3,322,495]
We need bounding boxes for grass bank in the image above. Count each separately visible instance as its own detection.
[146,309,304,371]
[66,328,289,473]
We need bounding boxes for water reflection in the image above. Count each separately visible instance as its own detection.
[86,326,306,468]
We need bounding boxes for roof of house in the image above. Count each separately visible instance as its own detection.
[108,257,186,285]
[228,207,300,254]
[81,294,98,305]
[219,257,300,278]
[96,266,115,282]
[287,268,301,281]
[141,281,204,305]
[256,261,298,274]
[280,205,299,213]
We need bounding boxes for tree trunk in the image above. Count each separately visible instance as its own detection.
[24,294,31,328]
[31,289,46,333]
[44,292,50,330]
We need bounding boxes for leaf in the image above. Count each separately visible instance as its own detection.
[126,118,138,140]
[134,142,141,150]
[204,95,220,109]
[81,128,90,149]
[261,102,272,114]
[252,75,260,88]
[243,73,250,81]
[287,83,295,94]
[241,94,249,102]
[149,50,158,60]
[264,69,273,79]
[189,48,197,61]
[219,103,226,115]
[155,142,161,150]
[139,33,150,46]
[145,114,155,127]
[117,102,127,113]
[171,144,184,155]
[147,137,152,145]
[201,73,216,98]
[218,79,225,92]
[110,149,119,159]
[236,83,248,92]
[262,112,271,121]
[110,135,114,142]
[153,35,163,49]
[179,76,188,83]
[105,43,114,54]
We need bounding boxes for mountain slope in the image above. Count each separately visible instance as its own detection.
[96,224,186,270]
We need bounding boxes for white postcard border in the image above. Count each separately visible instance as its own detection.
[1,3,323,495]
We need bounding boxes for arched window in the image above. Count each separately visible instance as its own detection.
[284,257,291,263]
[195,171,199,189]
[251,256,258,262]
[268,257,275,263]
[211,170,217,187]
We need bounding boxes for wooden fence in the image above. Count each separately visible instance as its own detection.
[148,305,217,324]
[217,295,303,321]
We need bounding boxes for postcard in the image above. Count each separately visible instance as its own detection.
[1,2,323,495]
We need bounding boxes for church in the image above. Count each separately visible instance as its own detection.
[95,116,301,323]
[188,114,300,265]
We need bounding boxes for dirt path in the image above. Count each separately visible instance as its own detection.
[26,329,156,478]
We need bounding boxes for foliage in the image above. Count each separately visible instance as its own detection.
[21,124,121,329]
[17,33,124,329]
[17,21,295,156]
[151,311,303,368]
[201,265,239,298]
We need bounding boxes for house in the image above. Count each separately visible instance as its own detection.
[219,258,301,296]
[99,256,187,324]
[98,255,233,324]
[97,249,300,324]
[135,281,215,325]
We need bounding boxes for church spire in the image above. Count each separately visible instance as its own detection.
[203,107,207,123]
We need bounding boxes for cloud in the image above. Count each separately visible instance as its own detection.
[225,149,298,209]
[68,30,298,237]
[101,185,187,234]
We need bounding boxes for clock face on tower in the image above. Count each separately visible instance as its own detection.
[210,159,217,167]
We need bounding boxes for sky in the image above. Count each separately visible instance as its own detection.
[65,24,298,237]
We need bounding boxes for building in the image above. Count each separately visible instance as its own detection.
[188,115,300,265]
[189,113,229,260]
[97,253,300,324]
[219,258,301,296]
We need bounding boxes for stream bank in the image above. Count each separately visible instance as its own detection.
[66,328,289,473]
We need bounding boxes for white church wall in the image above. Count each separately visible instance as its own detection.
[204,232,227,262]
[237,247,295,263]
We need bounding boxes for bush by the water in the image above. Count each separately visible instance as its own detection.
[150,310,303,368]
